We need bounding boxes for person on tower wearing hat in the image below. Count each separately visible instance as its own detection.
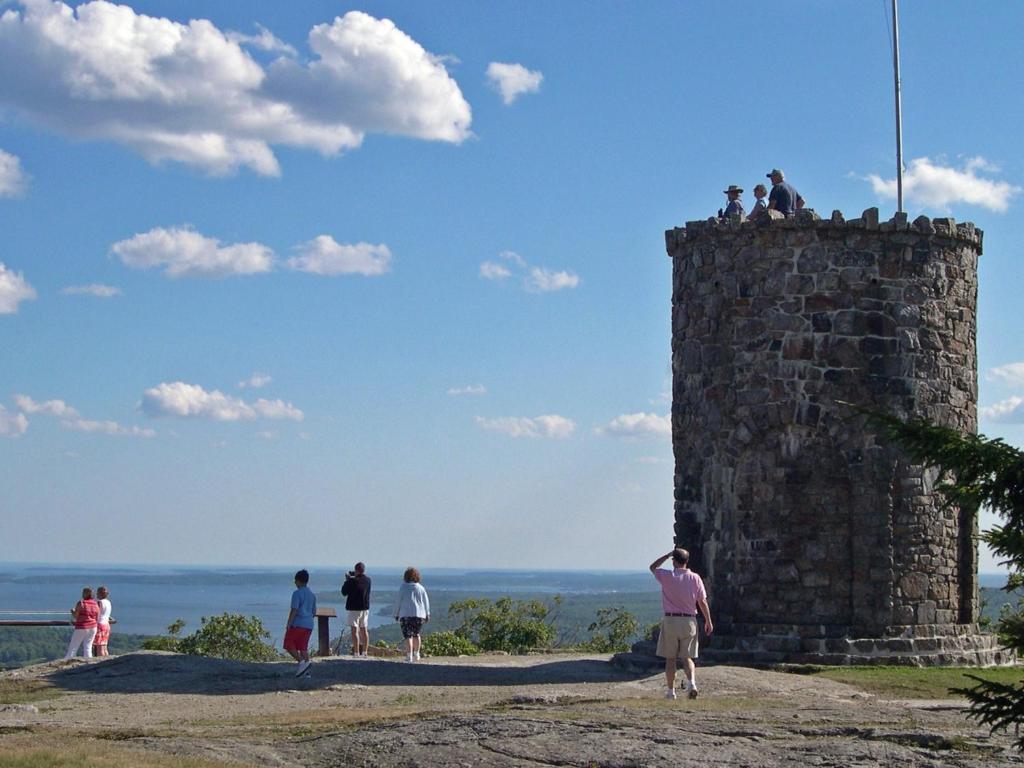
[766,169,805,217]
[718,185,745,220]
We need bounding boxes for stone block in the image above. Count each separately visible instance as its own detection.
[913,215,935,234]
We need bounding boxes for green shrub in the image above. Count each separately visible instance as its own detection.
[144,615,278,662]
[421,630,479,657]
[577,607,639,653]
[448,596,557,653]
[645,621,661,642]
[141,619,186,652]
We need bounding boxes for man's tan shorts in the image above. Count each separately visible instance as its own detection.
[656,615,699,659]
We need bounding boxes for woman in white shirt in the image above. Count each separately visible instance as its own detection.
[92,586,113,657]
[394,567,430,662]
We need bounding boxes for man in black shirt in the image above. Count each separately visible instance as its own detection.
[341,562,372,656]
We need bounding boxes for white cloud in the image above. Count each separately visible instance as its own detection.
[479,261,511,280]
[0,149,28,197]
[525,266,580,293]
[475,414,575,439]
[14,394,79,418]
[980,396,1024,423]
[285,236,391,276]
[252,398,304,421]
[0,404,28,437]
[257,429,278,440]
[111,226,274,278]
[486,62,543,105]
[226,23,297,57]
[500,250,526,268]
[447,385,486,396]
[479,250,579,294]
[866,156,1021,212]
[0,262,36,314]
[987,363,1024,387]
[60,283,121,298]
[599,412,672,439]
[238,372,272,389]
[64,418,154,437]
[0,3,471,176]
[141,381,303,421]
[14,393,152,436]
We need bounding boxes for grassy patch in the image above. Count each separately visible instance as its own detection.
[0,735,237,768]
[803,665,1023,699]
[0,679,58,706]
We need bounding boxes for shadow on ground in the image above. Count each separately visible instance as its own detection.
[38,651,642,695]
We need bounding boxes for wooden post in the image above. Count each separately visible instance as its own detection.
[314,607,336,657]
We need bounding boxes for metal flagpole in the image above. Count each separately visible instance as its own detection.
[892,0,904,213]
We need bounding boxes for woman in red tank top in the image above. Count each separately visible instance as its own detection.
[64,587,100,659]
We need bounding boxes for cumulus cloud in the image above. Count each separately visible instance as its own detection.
[475,414,575,439]
[285,236,391,276]
[0,404,29,437]
[0,263,37,314]
[599,412,671,439]
[60,283,121,298]
[111,226,274,278]
[226,23,297,57]
[980,396,1024,423]
[479,261,511,280]
[14,394,79,418]
[64,418,154,437]
[486,62,543,105]
[447,384,486,396]
[479,250,579,293]
[0,2,471,176]
[13,393,152,436]
[987,363,1024,387]
[141,381,303,422]
[865,156,1021,212]
[525,267,580,293]
[0,149,28,197]
[238,372,271,389]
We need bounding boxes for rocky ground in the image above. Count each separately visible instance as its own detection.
[1,651,1020,767]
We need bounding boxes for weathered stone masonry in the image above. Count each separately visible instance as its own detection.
[665,208,1005,665]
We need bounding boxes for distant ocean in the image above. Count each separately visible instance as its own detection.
[0,563,654,642]
[0,563,1008,645]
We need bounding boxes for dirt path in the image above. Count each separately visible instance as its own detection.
[1,652,1016,767]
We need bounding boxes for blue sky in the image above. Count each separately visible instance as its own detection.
[0,1,1020,573]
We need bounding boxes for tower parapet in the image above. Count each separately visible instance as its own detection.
[664,207,1004,665]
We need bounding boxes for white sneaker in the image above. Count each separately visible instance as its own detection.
[406,653,414,662]
[414,651,421,661]
[295,660,311,677]
[665,689,677,700]
[360,652,368,657]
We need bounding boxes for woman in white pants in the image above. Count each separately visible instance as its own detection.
[64,586,100,659]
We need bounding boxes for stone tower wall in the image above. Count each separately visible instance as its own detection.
[667,209,988,661]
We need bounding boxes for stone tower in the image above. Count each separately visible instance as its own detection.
[666,208,1004,665]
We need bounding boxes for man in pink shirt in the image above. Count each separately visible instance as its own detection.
[650,548,713,700]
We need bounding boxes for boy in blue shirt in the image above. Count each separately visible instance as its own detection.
[284,569,317,677]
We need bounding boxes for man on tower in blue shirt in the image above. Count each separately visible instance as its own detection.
[766,169,805,217]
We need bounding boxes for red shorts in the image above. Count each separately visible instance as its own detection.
[283,626,312,653]
[93,624,111,645]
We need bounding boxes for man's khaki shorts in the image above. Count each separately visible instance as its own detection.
[655,615,699,659]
